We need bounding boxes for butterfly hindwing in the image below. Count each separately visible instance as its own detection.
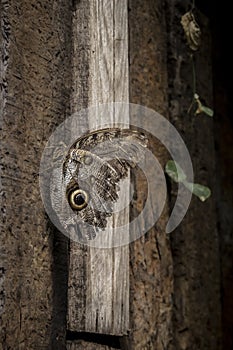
[62,128,148,240]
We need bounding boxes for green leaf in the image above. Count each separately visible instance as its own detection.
[184,181,211,201]
[165,160,212,202]
[199,105,214,117]
[165,160,187,183]
[194,94,214,117]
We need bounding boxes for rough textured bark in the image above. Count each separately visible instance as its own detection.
[0,0,72,348]
[128,0,174,349]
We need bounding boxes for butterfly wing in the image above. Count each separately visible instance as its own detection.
[62,128,148,240]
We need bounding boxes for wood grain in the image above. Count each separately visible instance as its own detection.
[0,0,72,348]
[68,0,129,336]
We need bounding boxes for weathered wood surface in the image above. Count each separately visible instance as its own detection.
[68,0,129,336]
[128,0,174,349]
[0,0,72,348]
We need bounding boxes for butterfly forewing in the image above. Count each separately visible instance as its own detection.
[62,128,148,240]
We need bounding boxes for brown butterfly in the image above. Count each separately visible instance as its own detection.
[62,128,148,240]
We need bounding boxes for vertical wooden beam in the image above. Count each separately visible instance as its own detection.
[68,0,129,336]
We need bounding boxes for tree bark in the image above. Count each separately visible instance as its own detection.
[128,0,174,349]
[0,0,72,348]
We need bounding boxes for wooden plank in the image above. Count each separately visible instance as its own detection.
[68,0,129,336]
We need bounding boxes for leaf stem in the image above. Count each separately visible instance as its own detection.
[188,54,197,113]
[191,54,196,95]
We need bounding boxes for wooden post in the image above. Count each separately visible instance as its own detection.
[68,0,130,337]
